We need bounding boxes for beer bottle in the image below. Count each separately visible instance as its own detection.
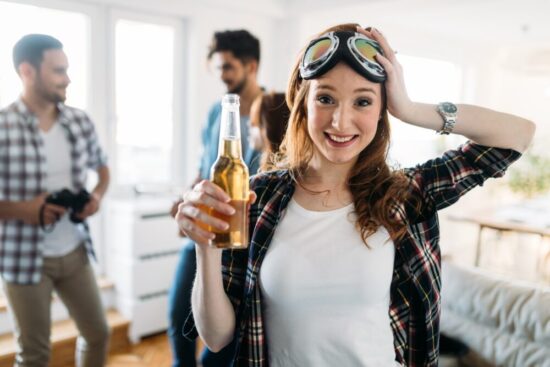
[209,94,250,249]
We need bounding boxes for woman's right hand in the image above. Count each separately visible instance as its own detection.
[357,26,413,121]
[175,180,235,246]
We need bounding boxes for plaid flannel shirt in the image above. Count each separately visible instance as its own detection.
[184,141,521,366]
[0,98,107,284]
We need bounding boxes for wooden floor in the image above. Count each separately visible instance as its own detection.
[106,333,173,367]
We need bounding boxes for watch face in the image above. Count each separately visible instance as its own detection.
[442,102,457,114]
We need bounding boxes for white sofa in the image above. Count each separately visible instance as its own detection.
[440,261,550,367]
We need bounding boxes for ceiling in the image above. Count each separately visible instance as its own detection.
[275,0,550,45]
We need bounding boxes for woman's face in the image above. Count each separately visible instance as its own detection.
[306,62,383,168]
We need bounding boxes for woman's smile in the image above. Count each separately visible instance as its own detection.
[324,132,359,147]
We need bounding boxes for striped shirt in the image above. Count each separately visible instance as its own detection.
[0,98,107,284]
[184,142,521,366]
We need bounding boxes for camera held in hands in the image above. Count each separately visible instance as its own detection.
[40,188,91,232]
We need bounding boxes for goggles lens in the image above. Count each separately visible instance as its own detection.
[353,38,379,63]
[302,37,333,68]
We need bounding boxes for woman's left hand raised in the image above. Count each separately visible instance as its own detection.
[356,26,414,121]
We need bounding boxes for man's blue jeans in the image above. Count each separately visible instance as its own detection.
[167,240,236,367]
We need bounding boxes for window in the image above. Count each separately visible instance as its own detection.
[0,1,89,109]
[113,18,177,186]
[389,55,463,167]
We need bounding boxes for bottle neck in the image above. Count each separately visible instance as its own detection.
[218,104,243,159]
[219,137,243,159]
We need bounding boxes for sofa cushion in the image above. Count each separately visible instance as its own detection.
[441,261,550,367]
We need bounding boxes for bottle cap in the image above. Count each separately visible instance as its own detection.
[222,94,240,106]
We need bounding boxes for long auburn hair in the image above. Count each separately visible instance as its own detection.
[275,23,413,244]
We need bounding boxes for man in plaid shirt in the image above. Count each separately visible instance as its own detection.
[0,34,110,366]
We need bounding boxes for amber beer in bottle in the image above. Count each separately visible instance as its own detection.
[209,94,249,249]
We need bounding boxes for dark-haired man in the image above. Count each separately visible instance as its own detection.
[0,34,110,367]
[167,29,262,367]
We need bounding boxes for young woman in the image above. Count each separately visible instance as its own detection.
[175,23,535,367]
[249,91,290,171]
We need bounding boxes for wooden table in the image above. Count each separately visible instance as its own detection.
[447,210,550,278]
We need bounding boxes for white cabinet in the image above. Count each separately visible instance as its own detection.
[105,196,181,343]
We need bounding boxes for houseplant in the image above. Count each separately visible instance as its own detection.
[508,151,550,198]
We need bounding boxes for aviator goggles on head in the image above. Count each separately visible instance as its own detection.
[299,30,386,83]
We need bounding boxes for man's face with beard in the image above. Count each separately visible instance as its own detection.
[210,51,250,94]
[32,49,71,103]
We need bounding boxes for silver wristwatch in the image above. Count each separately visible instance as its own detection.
[436,102,458,135]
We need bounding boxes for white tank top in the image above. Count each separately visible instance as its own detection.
[259,198,399,367]
[40,123,85,257]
